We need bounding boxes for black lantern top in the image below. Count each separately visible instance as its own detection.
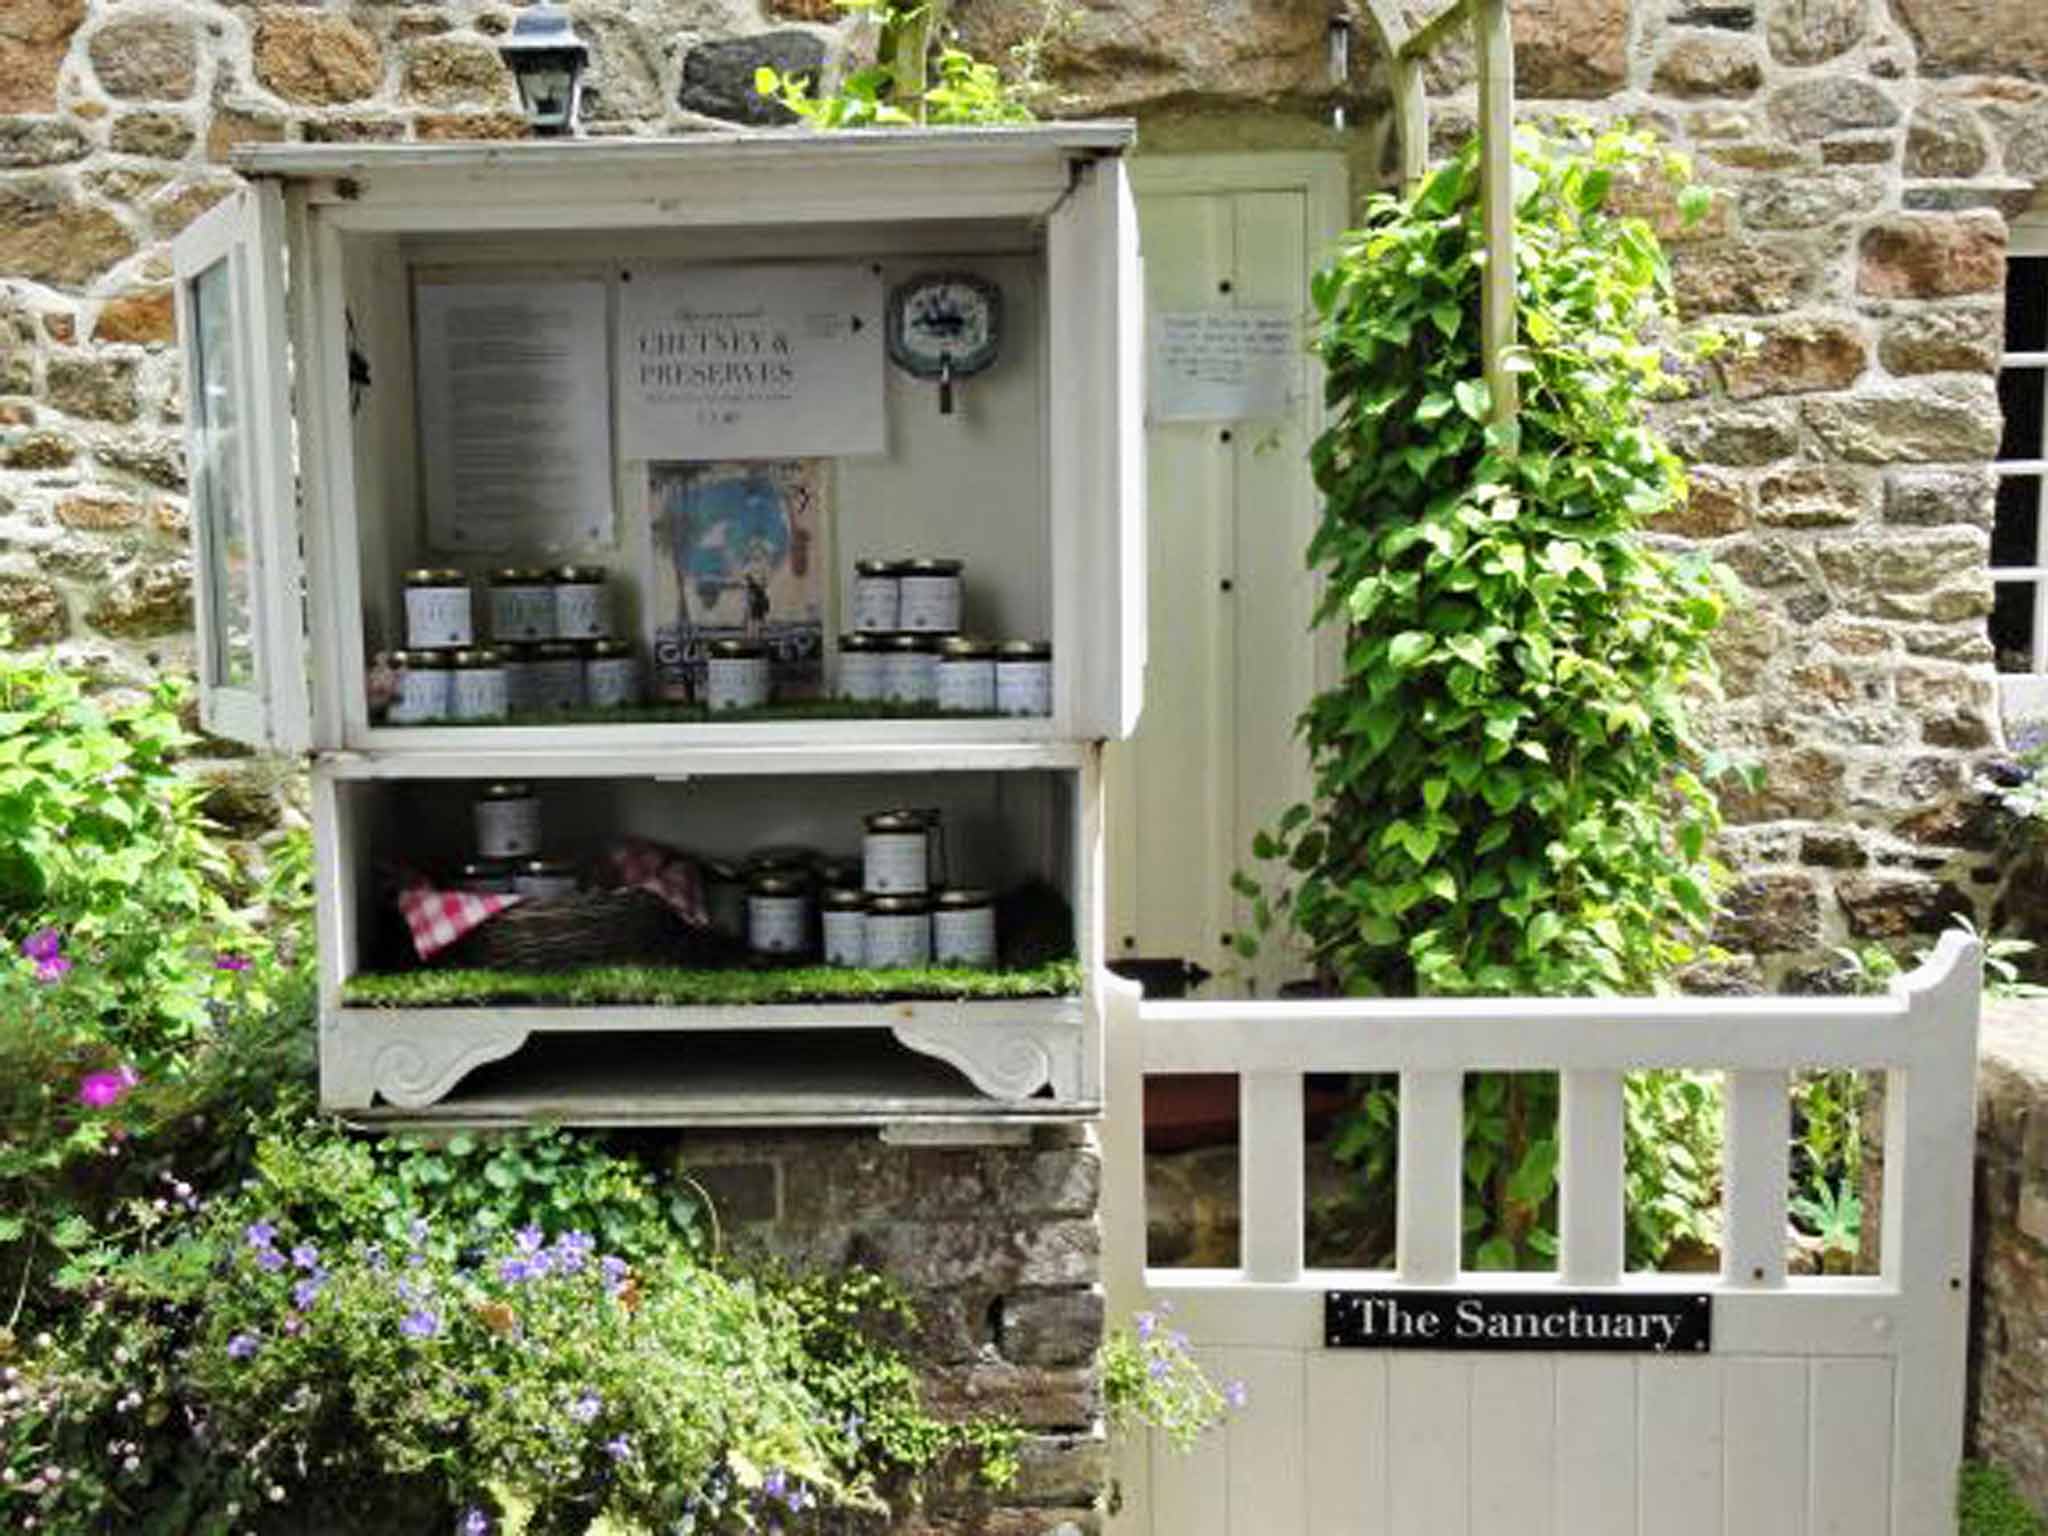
[498,4,591,138]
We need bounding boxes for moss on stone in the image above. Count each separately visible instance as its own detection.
[343,958,1083,1010]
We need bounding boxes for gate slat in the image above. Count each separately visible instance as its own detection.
[1560,1069,1625,1285]
[1397,1069,1465,1285]
[1810,1359,1892,1536]
[1638,1361,1723,1536]
[1223,1347,1307,1535]
[1307,1353,1387,1536]
[1724,1071,1791,1288]
[1389,1356,1469,1536]
[1555,1357,1635,1536]
[1151,1396,1229,1536]
[1724,1359,1808,1536]
[1242,1070,1305,1282]
[1470,1358,1554,1536]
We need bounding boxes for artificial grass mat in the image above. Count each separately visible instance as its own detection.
[381,699,1013,728]
[343,959,1084,1010]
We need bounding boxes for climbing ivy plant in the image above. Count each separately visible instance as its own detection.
[1243,124,1732,1000]
[1243,125,1737,1270]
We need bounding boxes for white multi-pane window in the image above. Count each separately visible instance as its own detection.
[1993,219,2048,707]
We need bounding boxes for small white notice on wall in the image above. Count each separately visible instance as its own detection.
[1150,307,1298,423]
[416,280,615,554]
[619,264,885,462]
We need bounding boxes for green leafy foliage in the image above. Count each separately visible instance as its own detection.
[753,1,1070,128]
[1244,125,1732,999]
[1960,1462,2047,1536]
[1239,125,1737,1270]
[4,1123,1013,1535]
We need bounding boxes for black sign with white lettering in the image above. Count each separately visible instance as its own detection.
[1324,1290,1712,1354]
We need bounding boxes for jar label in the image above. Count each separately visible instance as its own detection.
[502,660,536,717]
[865,912,931,968]
[707,655,771,711]
[586,655,642,709]
[748,894,810,954]
[822,909,867,967]
[512,872,579,901]
[851,576,900,632]
[451,667,508,722]
[934,905,998,967]
[936,658,995,713]
[531,659,586,713]
[405,585,473,649]
[554,582,610,640]
[997,659,1052,717]
[475,796,542,859]
[839,650,888,702]
[898,575,961,633]
[883,652,937,705]
[389,665,450,725]
[863,831,929,894]
[490,585,556,642]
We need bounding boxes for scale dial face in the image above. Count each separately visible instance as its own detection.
[887,272,1002,380]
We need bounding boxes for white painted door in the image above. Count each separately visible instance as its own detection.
[1109,158,1345,998]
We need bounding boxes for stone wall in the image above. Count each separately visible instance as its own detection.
[1972,1002,2048,1512]
[684,1127,1104,1534]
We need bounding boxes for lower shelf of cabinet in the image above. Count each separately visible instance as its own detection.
[321,996,1097,1124]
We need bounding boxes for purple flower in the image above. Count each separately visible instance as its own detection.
[21,928,61,964]
[292,1278,324,1311]
[604,1435,632,1463]
[1134,1311,1157,1341]
[1170,1330,1190,1353]
[290,1244,319,1272]
[1224,1379,1249,1410]
[787,1486,812,1513]
[397,1276,431,1306]
[246,1221,277,1248]
[515,1225,545,1254]
[1147,1356,1170,1381]
[225,1333,259,1361]
[763,1469,787,1500]
[497,1257,533,1286]
[34,956,72,984]
[214,953,252,972]
[599,1256,628,1295]
[459,1509,491,1536]
[554,1231,594,1273]
[569,1391,602,1425]
[77,1068,138,1109]
[400,1309,440,1340]
[254,1247,286,1273]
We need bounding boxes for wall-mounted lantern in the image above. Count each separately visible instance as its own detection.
[499,4,591,138]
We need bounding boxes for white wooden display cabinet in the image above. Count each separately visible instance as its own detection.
[172,125,1144,1128]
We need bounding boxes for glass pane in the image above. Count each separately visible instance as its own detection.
[1998,365,2045,462]
[1993,581,2037,673]
[190,260,256,689]
[1992,476,2042,567]
[2007,255,2048,355]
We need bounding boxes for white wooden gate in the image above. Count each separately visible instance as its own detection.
[1101,933,1982,1536]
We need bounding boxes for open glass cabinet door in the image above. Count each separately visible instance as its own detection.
[170,181,309,753]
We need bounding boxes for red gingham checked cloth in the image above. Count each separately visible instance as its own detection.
[602,839,708,929]
[400,882,524,963]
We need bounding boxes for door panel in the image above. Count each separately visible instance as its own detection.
[1111,172,1327,997]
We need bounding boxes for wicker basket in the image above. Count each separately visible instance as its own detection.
[433,889,744,972]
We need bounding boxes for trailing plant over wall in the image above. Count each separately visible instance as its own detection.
[1242,124,1732,999]
[755,0,1073,127]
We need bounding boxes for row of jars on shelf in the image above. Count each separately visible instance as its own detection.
[387,639,642,724]
[405,565,615,650]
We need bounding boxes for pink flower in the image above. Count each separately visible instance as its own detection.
[214,953,251,973]
[21,928,62,964]
[33,957,71,984]
[77,1066,139,1110]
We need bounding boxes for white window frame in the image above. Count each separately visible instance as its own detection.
[1995,214,2048,713]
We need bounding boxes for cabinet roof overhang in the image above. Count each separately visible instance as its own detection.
[231,121,1136,222]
